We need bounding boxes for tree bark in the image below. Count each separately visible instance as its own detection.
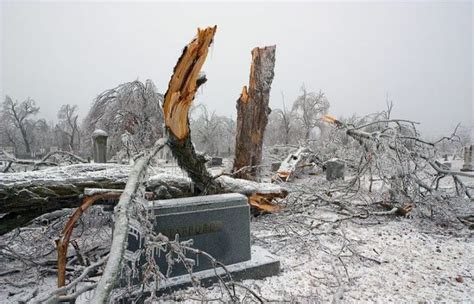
[233,46,276,181]
[0,164,206,235]
[0,163,130,235]
[19,125,31,155]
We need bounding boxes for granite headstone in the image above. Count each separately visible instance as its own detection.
[325,158,345,181]
[126,193,251,277]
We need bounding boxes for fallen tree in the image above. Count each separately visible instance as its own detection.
[0,164,129,235]
[92,139,167,303]
[0,163,288,235]
[318,112,473,219]
[0,29,285,238]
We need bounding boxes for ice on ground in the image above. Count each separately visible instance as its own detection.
[166,216,473,303]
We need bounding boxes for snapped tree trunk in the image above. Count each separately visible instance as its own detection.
[162,26,223,194]
[233,46,276,181]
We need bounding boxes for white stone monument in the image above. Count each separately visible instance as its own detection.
[92,129,108,163]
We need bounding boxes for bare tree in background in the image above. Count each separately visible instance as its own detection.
[82,80,164,158]
[272,92,294,145]
[190,104,236,155]
[56,104,80,152]
[1,96,41,155]
[220,115,236,156]
[190,104,222,154]
[292,85,330,140]
[0,114,18,152]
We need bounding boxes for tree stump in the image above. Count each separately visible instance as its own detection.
[233,45,276,181]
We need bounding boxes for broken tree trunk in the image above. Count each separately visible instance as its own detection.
[233,45,276,181]
[162,26,222,195]
[160,29,285,210]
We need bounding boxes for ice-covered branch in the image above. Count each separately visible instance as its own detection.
[92,139,166,303]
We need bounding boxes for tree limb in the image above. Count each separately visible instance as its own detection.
[92,139,166,303]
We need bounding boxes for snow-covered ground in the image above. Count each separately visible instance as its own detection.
[161,156,474,303]
[2,215,472,303]
[158,213,472,303]
[1,157,473,303]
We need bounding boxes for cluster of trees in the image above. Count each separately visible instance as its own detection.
[189,85,331,156]
[0,96,81,157]
[0,83,331,159]
[266,86,330,146]
[81,80,164,159]
[0,80,165,159]
[189,104,236,156]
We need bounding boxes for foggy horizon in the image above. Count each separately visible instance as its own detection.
[1,1,472,138]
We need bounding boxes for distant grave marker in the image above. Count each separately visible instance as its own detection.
[92,129,108,163]
[325,158,345,181]
[461,145,473,172]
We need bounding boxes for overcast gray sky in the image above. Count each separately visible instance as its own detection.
[1,1,472,138]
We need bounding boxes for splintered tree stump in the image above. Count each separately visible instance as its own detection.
[233,45,276,181]
[163,26,222,194]
[163,26,216,142]
[161,29,285,210]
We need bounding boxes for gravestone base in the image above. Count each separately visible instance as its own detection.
[117,246,280,303]
[157,246,279,294]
